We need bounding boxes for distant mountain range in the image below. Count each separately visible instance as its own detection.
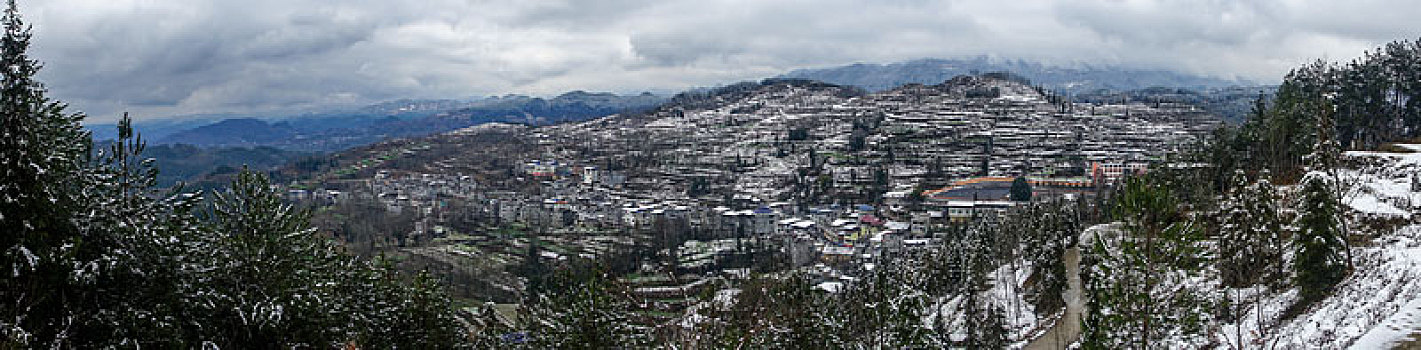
[440,91,665,126]
[87,57,1264,151]
[87,91,665,151]
[781,57,1255,93]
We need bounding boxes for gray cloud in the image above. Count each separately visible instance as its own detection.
[19,0,1420,122]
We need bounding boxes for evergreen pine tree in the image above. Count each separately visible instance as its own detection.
[519,262,648,348]
[1292,172,1349,305]
[1291,111,1350,306]
[834,257,939,347]
[1082,176,1210,348]
[0,2,468,346]
[197,170,352,346]
[197,170,466,347]
[72,115,207,347]
[0,0,99,345]
[962,273,1009,348]
[1216,170,1284,287]
[1020,202,1078,313]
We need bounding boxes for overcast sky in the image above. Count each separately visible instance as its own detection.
[22,0,1421,122]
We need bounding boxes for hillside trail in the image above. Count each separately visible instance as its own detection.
[1024,246,1083,350]
[1393,324,1421,350]
[1400,336,1421,350]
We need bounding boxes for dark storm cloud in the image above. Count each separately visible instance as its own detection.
[19,0,1420,121]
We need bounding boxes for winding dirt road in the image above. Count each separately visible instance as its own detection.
[1024,246,1084,350]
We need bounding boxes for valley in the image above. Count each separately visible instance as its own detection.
[8,0,1419,344]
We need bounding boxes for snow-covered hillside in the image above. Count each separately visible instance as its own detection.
[1337,145,1421,349]
[1228,145,1421,348]
[1060,145,1421,349]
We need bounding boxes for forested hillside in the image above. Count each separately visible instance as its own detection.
[0,4,466,348]
[7,0,1421,346]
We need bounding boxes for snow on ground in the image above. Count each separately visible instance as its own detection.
[1260,147,1421,348]
[1348,187,1410,216]
[1211,226,1421,349]
[1214,285,1294,349]
[1279,230,1421,348]
[1352,296,1421,349]
[1208,148,1421,348]
[1338,224,1421,350]
[1342,169,1416,217]
[1342,146,1420,218]
[923,260,1048,348]
[987,261,1042,347]
[927,294,969,343]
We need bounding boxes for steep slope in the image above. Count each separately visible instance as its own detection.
[1158,145,1421,349]
[1330,146,1421,349]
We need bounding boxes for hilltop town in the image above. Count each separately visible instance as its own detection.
[281,75,1221,326]
[13,0,1421,346]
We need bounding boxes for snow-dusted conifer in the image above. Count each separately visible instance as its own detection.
[0,0,98,345]
[1082,176,1211,348]
[195,170,465,347]
[66,114,207,346]
[1216,170,1284,287]
[1292,110,1350,305]
[519,263,649,349]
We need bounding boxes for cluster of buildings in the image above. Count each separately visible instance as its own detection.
[295,76,1220,315]
[507,78,1210,285]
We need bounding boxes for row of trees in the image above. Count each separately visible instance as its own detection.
[0,2,465,347]
[1205,42,1359,309]
[1210,36,1421,184]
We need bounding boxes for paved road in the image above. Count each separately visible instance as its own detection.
[1024,246,1084,350]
